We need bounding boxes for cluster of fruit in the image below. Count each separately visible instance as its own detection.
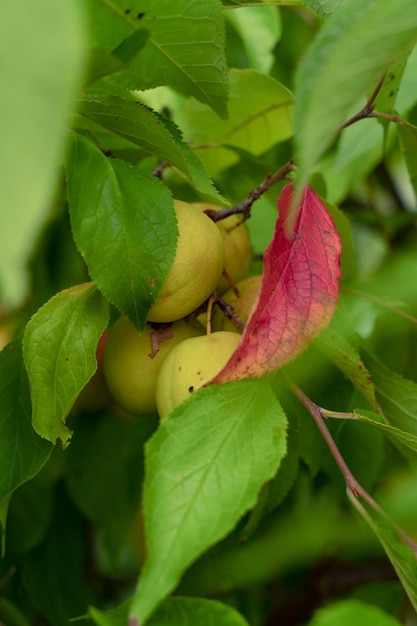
[99,199,262,418]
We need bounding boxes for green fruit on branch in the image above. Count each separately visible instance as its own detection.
[193,203,251,294]
[156,331,241,417]
[212,274,263,333]
[103,315,203,416]
[147,200,225,323]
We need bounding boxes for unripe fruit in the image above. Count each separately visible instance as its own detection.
[147,200,225,323]
[192,203,251,294]
[212,274,263,333]
[103,316,203,416]
[156,331,241,417]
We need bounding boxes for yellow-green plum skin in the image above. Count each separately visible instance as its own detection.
[212,274,263,333]
[103,316,203,416]
[147,200,225,323]
[156,331,241,417]
[192,203,251,294]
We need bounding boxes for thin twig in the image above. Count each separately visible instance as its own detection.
[152,161,170,180]
[287,378,417,557]
[207,160,296,223]
[212,293,246,332]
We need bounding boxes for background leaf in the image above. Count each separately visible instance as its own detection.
[183,69,293,173]
[23,283,109,444]
[0,0,87,309]
[362,351,417,436]
[88,0,228,117]
[351,409,417,458]
[316,328,376,408]
[212,185,341,383]
[226,6,281,73]
[348,491,417,613]
[79,95,223,202]
[129,379,287,624]
[90,596,249,626]
[0,341,53,546]
[66,412,157,563]
[65,132,176,330]
[295,0,417,184]
[308,598,402,626]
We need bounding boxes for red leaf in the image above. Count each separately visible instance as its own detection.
[212,184,342,383]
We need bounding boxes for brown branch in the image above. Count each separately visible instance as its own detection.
[207,160,295,223]
[212,293,246,332]
[152,161,170,180]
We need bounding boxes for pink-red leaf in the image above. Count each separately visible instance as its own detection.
[212,185,342,383]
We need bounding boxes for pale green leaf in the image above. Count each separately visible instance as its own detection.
[23,283,109,444]
[226,6,281,73]
[65,132,176,330]
[88,0,228,118]
[295,0,417,184]
[0,341,53,546]
[302,0,349,19]
[309,599,402,626]
[348,491,417,613]
[130,379,287,624]
[79,95,223,202]
[90,596,249,626]
[0,0,87,309]
[183,69,293,173]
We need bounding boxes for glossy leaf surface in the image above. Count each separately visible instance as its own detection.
[88,0,228,117]
[66,132,175,330]
[130,379,287,624]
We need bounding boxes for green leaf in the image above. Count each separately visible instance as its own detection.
[0,0,87,309]
[66,412,157,563]
[226,6,281,73]
[362,351,417,437]
[65,133,177,329]
[316,328,376,408]
[88,0,228,118]
[90,596,249,626]
[23,283,109,444]
[0,341,53,546]
[308,598,402,626]
[352,409,417,457]
[302,0,349,20]
[129,379,287,624]
[295,0,417,184]
[79,95,223,202]
[398,121,417,197]
[348,491,417,613]
[183,68,293,173]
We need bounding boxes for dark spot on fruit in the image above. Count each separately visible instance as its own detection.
[137,12,145,19]
[188,386,194,393]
